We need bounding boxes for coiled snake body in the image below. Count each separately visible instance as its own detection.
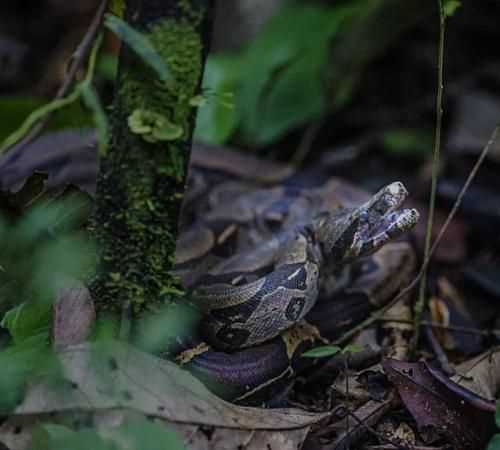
[175,145,419,402]
[0,134,419,404]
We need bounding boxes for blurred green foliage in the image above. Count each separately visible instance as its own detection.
[382,128,433,159]
[0,336,60,412]
[32,415,185,450]
[194,0,433,151]
[195,1,370,145]
[133,302,200,355]
[443,0,461,17]
[0,35,107,154]
[34,424,117,450]
[0,184,94,412]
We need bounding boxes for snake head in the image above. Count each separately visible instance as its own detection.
[315,182,419,264]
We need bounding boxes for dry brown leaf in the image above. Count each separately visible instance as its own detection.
[15,341,327,430]
[52,281,95,349]
[453,346,500,400]
[314,395,397,450]
[0,341,328,449]
[383,358,496,450]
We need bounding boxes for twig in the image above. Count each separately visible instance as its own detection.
[334,123,500,346]
[413,0,447,353]
[292,120,324,166]
[345,410,410,450]
[377,317,498,337]
[424,324,455,376]
[3,0,109,153]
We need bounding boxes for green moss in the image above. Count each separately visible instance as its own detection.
[120,20,202,132]
[90,15,204,315]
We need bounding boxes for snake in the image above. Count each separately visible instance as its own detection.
[0,131,419,404]
[174,144,419,403]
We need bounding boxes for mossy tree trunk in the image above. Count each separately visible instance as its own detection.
[90,0,214,319]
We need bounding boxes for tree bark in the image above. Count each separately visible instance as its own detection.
[89,0,214,317]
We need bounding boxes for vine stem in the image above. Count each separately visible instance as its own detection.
[411,0,446,353]
[1,0,109,153]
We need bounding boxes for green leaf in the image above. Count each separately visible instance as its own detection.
[443,0,461,17]
[112,417,185,450]
[0,337,58,413]
[235,3,361,145]
[495,400,500,428]
[342,344,363,354]
[302,345,342,358]
[1,301,50,344]
[193,55,241,144]
[134,303,200,354]
[109,0,125,18]
[487,434,500,450]
[252,46,327,143]
[104,14,173,84]
[35,424,117,450]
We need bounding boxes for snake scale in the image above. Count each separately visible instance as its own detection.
[0,131,419,404]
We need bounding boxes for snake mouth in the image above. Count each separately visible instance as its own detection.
[347,182,419,258]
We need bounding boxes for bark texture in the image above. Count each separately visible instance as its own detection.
[90,0,214,315]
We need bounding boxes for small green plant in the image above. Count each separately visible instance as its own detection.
[0,36,108,154]
[301,343,363,358]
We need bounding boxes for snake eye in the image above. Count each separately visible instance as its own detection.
[358,210,370,224]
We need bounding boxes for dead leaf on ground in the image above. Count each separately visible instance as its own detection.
[0,340,328,450]
[453,346,500,401]
[0,409,312,450]
[312,395,397,450]
[382,358,496,450]
[52,280,95,349]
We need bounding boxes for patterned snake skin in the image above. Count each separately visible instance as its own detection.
[0,130,419,403]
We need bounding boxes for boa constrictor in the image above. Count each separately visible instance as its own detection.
[0,132,419,404]
[174,144,419,403]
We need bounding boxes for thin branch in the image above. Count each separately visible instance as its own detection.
[346,410,410,450]
[377,317,499,337]
[334,123,500,346]
[412,0,446,353]
[424,324,455,375]
[292,120,324,166]
[3,0,109,153]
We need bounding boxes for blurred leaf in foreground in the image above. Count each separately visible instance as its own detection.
[0,337,59,413]
[195,2,364,146]
[444,0,461,17]
[34,424,117,450]
[194,55,241,144]
[237,2,360,145]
